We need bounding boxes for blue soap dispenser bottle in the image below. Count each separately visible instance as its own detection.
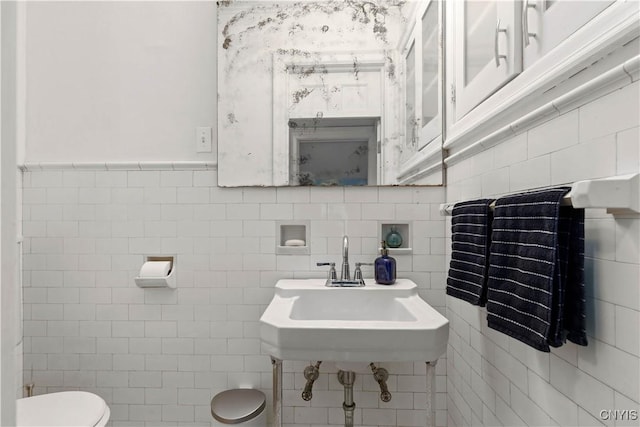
[375,241,396,285]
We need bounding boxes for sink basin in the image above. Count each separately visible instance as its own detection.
[259,279,449,362]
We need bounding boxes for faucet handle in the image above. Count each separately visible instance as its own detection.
[316,262,337,281]
[355,262,373,269]
[353,262,373,282]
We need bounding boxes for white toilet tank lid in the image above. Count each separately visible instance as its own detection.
[17,391,107,427]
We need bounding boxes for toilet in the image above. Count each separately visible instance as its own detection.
[211,388,266,426]
[17,391,110,427]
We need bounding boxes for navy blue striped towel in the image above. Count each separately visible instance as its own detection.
[447,199,494,306]
[486,187,587,352]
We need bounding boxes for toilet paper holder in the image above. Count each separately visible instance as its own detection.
[135,256,176,289]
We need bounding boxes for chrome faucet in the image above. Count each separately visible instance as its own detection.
[341,235,350,281]
[316,235,365,287]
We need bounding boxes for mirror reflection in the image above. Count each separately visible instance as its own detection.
[217,0,443,187]
[289,118,378,186]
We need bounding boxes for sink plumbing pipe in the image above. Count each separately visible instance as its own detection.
[24,365,34,397]
[337,370,356,427]
[24,382,34,398]
[301,361,322,401]
[369,363,392,402]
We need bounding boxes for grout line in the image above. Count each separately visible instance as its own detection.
[18,161,218,172]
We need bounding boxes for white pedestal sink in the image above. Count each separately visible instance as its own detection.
[260,278,449,427]
[260,278,449,362]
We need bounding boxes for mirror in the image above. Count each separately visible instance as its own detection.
[217,0,443,186]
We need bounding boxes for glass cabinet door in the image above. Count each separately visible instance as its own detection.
[402,0,442,157]
[453,0,521,120]
[522,0,614,68]
[419,0,441,150]
[405,41,416,152]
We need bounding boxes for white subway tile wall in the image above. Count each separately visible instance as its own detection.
[445,81,640,426]
[21,175,446,427]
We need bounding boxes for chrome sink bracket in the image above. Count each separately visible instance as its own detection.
[270,356,283,427]
[337,370,356,427]
[369,363,392,402]
[426,360,437,427]
[301,361,322,401]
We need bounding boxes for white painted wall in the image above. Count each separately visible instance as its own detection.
[445,81,640,426]
[24,2,217,163]
[2,1,20,424]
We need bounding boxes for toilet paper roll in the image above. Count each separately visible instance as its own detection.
[138,261,172,278]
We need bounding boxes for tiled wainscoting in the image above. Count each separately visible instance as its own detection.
[445,81,640,426]
[21,170,447,427]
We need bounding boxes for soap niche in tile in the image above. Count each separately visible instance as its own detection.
[277,221,310,255]
[379,222,412,254]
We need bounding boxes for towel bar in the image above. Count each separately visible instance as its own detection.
[440,173,639,216]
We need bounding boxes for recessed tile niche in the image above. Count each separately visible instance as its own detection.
[379,222,412,254]
[276,221,310,255]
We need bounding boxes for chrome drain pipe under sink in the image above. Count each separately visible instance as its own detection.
[334,365,392,427]
[337,370,356,427]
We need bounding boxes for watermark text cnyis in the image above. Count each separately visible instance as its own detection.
[599,409,638,421]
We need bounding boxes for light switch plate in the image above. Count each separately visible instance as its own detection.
[196,126,212,153]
